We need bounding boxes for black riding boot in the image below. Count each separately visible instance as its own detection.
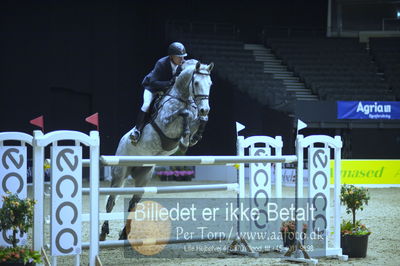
[130,110,147,144]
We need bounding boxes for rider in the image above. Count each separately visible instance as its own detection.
[130,42,187,144]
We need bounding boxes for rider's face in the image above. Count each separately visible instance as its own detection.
[171,55,185,65]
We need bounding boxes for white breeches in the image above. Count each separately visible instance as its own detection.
[141,89,155,112]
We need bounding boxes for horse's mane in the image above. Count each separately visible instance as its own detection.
[182,59,198,69]
[174,59,211,94]
[174,59,198,90]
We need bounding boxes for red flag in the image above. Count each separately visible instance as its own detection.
[85,112,99,131]
[30,115,44,132]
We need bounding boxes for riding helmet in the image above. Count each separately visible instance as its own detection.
[168,42,187,57]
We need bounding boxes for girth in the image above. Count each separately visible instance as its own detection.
[150,121,181,151]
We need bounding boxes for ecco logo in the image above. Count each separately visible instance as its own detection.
[251,147,270,229]
[1,148,24,194]
[51,147,81,255]
[310,148,328,235]
[0,147,27,246]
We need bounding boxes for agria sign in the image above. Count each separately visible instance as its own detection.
[356,102,391,119]
[337,101,400,119]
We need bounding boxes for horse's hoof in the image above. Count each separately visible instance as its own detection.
[130,140,138,146]
[189,140,198,147]
[119,227,128,240]
[100,221,109,241]
[129,130,140,145]
[179,143,188,153]
[99,233,107,241]
[190,134,202,146]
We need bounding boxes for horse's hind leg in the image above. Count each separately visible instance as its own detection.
[100,165,129,241]
[119,166,154,240]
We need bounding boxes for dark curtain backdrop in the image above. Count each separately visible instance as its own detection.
[0,0,325,155]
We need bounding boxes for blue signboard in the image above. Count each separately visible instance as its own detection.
[337,101,400,119]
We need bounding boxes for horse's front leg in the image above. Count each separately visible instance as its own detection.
[178,110,195,153]
[163,108,185,124]
[181,110,191,137]
[100,165,129,241]
[118,194,142,240]
[119,166,154,240]
[189,115,208,147]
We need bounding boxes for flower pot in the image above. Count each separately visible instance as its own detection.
[341,234,369,258]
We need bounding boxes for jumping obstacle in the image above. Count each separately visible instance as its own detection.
[0,129,347,266]
[296,135,343,259]
[0,132,33,247]
[32,130,99,266]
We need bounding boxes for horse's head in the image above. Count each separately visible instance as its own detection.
[190,61,214,117]
[175,59,214,117]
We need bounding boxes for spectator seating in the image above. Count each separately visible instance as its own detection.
[369,37,400,99]
[266,37,396,101]
[182,35,291,110]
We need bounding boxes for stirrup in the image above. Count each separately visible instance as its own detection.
[129,127,141,144]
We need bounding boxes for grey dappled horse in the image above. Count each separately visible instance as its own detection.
[100,59,214,241]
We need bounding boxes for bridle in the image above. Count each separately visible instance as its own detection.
[190,69,210,102]
[164,67,210,108]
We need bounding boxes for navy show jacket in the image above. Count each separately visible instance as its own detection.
[142,56,173,93]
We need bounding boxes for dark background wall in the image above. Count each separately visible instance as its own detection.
[332,0,400,31]
[2,0,398,158]
[0,0,326,155]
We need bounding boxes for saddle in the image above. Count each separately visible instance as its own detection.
[146,91,166,126]
[146,90,183,151]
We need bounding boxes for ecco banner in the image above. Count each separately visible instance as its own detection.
[337,101,400,119]
[308,147,330,248]
[249,146,271,232]
[0,147,28,247]
[50,146,82,256]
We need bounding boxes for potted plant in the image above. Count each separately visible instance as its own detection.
[280,220,307,248]
[340,184,371,258]
[280,220,311,259]
[0,193,42,265]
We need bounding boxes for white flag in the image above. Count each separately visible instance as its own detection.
[297,119,307,132]
[236,122,245,133]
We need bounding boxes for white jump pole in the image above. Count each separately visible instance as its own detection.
[333,136,342,255]
[100,155,297,166]
[81,234,237,249]
[33,130,45,260]
[89,131,100,266]
[82,183,240,195]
